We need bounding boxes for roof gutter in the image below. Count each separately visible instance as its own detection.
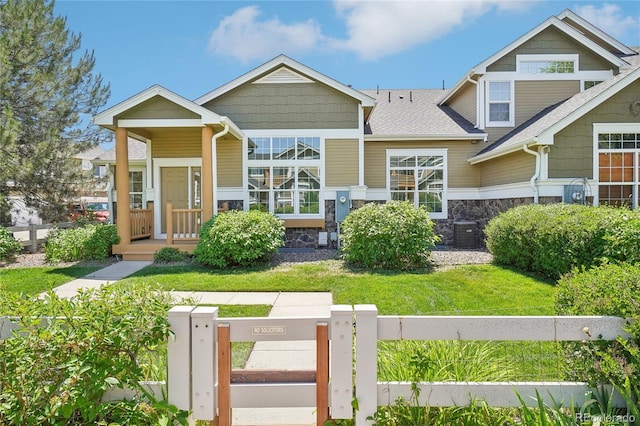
[522,144,541,203]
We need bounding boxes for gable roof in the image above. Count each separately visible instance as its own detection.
[194,54,376,109]
[469,63,640,164]
[362,89,486,140]
[93,84,244,139]
[440,10,634,105]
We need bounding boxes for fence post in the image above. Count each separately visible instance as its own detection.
[166,202,173,245]
[330,305,354,420]
[355,305,378,426]
[191,306,218,421]
[167,306,195,411]
[317,322,330,424]
[217,323,231,426]
[29,223,38,253]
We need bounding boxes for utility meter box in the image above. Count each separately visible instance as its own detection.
[336,190,350,222]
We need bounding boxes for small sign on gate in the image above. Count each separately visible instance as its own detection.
[252,325,286,335]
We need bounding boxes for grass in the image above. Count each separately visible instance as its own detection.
[125,259,561,381]
[124,261,556,315]
[0,264,106,295]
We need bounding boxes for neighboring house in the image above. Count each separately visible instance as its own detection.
[93,9,640,260]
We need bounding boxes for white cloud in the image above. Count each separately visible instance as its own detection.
[208,1,534,63]
[207,6,324,63]
[574,3,638,40]
[330,0,530,61]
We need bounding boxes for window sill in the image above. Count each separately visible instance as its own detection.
[282,218,326,229]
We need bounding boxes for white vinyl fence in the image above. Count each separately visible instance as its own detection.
[1,306,630,426]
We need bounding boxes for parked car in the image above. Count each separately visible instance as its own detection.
[69,197,110,223]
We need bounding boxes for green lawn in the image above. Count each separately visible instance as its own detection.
[124,260,556,315]
[0,264,106,295]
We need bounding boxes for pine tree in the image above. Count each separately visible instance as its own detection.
[0,0,110,222]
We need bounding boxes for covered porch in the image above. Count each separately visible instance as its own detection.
[92,85,244,261]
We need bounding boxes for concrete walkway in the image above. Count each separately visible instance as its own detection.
[51,260,333,426]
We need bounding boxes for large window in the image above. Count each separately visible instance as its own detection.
[597,131,640,209]
[247,136,321,216]
[487,81,513,126]
[387,149,447,218]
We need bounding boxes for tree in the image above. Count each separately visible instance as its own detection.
[0,0,110,222]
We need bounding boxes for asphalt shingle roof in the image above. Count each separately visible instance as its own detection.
[360,89,484,138]
[95,138,147,162]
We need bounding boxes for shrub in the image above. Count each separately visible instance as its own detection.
[45,224,119,263]
[0,226,22,260]
[603,214,640,265]
[484,204,632,279]
[193,210,285,268]
[0,282,189,425]
[555,262,640,414]
[154,247,192,263]
[340,201,439,270]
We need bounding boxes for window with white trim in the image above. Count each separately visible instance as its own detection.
[597,132,640,209]
[129,171,144,209]
[519,60,575,74]
[387,149,447,218]
[247,137,321,216]
[487,81,513,126]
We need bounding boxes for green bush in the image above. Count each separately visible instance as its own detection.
[555,262,640,416]
[193,210,285,268]
[0,225,22,260]
[45,224,119,263]
[153,247,192,263]
[340,201,439,270]
[484,204,633,279]
[603,214,640,265]
[0,282,188,425]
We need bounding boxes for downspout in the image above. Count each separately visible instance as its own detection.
[522,144,540,204]
[465,70,481,129]
[211,121,230,216]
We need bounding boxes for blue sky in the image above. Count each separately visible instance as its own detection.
[55,1,640,111]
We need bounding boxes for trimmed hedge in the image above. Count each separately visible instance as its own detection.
[340,201,440,270]
[484,204,638,279]
[193,210,285,268]
[45,224,119,263]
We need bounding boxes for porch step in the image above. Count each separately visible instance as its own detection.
[121,251,156,261]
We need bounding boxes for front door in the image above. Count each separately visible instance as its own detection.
[161,167,189,234]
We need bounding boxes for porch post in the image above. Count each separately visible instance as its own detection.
[201,126,214,221]
[115,127,131,245]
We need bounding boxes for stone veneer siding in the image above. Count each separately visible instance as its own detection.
[435,197,561,247]
[219,197,565,249]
